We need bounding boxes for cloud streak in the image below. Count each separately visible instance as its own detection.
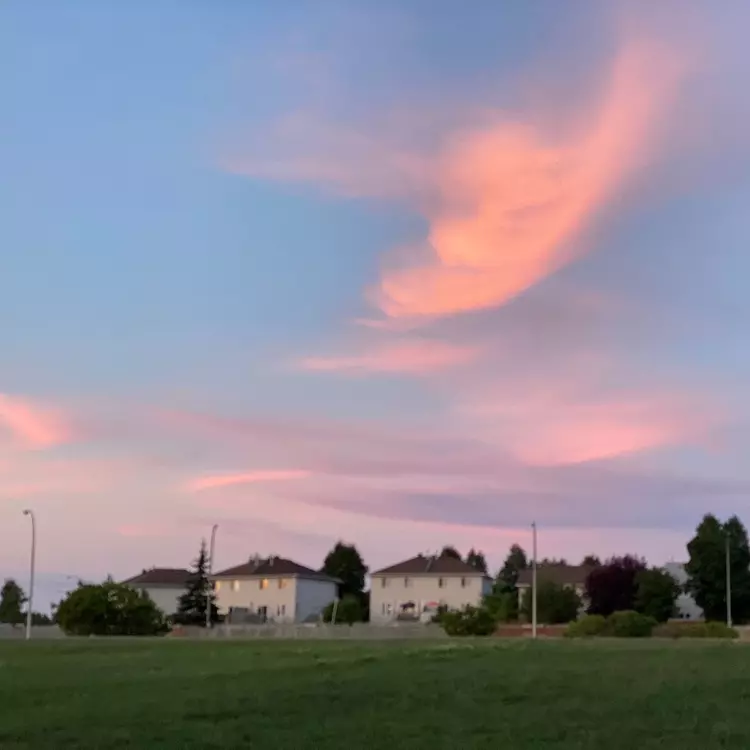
[0,393,71,449]
[186,469,312,493]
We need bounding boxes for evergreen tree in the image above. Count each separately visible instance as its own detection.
[466,548,488,574]
[0,579,26,626]
[176,540,218,626]
[496,544,528,592]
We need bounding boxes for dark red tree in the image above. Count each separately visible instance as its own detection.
[585,555,647,616]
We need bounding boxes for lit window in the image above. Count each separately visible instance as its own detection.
[231,581,240,592]
[438,578,445,588]
[381,577,388,588]
[278,579,288,589]
[259,579,269,590]
[404,577,410,588]
[215,581,222,592]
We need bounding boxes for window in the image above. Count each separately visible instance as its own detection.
[278,578,288,589]
[460,577,467,588]
[215,581,222,592]
[231,581,240,592]
[380,577,388,588]
[404,577,410,588]
[280,604,286,616]
[438,578,445,588]
[259,579,269,590]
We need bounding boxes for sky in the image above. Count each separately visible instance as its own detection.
[4,1,750,609]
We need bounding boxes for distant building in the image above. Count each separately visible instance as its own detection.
[211,556,339,624]
[663,562,703,621]
[369,554,492,624]
[516,564,595,614]
[121,568,192,617]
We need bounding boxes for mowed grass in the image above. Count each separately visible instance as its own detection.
[1,639,749,749]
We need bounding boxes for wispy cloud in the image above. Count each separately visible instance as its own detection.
[186,469,312,493]
[0,393,71,449]
[299,339,480,375]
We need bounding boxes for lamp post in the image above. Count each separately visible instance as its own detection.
[22,509,36,641]
[531,521,538,640]
[206,524,218,629]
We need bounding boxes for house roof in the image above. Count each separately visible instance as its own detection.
[212,556,339,583]
[372,554,489,577]
[517,564,594,587]
[122,568,192,587]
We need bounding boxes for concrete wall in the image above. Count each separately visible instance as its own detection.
[370,574,488,624]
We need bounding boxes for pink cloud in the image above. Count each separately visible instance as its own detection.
[186,469,312,493]
[0,393,71,449]
[299,339,480,375]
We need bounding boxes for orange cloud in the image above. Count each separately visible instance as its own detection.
[186,470,312,493]
[0,393,71,449]
[300,339,480,375]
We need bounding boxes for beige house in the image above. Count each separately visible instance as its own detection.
[211,556,339,623]
[370,554,492,624]
[516,564,593,613]
[122,567,192,617]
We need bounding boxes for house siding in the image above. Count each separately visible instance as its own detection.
[369,574,489,623]
[295,579,338,622]
[214,576,297,621]
[133,585,183,617]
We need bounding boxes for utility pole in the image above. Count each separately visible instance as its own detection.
[23,509,36,641]
[206,524,218,629]
[531,521,538,640]
[726,532,733,628]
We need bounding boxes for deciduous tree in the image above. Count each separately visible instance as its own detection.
[321,541,368,598]
[0,579,26,626]
[465,548,488,574]
[439,546,462,560]
[634,568,680,622]
[585,555,647,617]
[496,544,528,592]
[521,581,581,624]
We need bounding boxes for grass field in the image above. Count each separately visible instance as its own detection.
[1,639,749,749]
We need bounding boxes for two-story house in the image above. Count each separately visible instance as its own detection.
[370,554,492,623]
[211,555,339,623]
[121,567,192,617]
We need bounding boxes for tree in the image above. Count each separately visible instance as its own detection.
[31,612,53,626]
[465,548,488,574]
[440,546,462,560]
[585,555,647,617]
[582,555,602,567]
[56,581,166,635]
[322,595,365,624]
[0,579,26,626]
[686,514,750,623]
[538,557,568,567]
[176,540,218,626]
[634,568,680,622]
[482,590,518,623]
[496,544,528,592]
[521,581,581,624]
[321,541,368,599]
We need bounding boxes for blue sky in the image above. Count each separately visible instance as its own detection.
[3,1,750,609]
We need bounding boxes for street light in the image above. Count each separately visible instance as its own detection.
[22,509,36,641]
[206,524,218,629]
[531,521,538,640]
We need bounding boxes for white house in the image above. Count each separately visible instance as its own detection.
[664,562,703,621]
[121,567,191,617]
[370,554,492,624]
[211,556,339,623]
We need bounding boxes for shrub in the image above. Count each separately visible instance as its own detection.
[481,591,518,623]
[440,605,497,636]
[521,581,581,624]
[653,621,738,639]
[321,596,365,624]
[606,610,656,638]
[563,614,607,638]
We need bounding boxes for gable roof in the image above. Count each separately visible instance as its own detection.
[122,568,192,587]
[212,556,339,583]
[372,554,489,577]
[517,564,594,587]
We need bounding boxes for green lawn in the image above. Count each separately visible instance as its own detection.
[0,638,749,748]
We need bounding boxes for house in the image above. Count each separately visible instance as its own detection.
[516,564,594,612]
[211,555,339,623]
[369,554,492,624]
[121,567,192,617]
[663,562,703,621]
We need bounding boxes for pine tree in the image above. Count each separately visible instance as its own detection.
[176,540,218,626]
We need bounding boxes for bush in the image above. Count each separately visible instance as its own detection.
[321,596,365,624]
[481,592,518,623]
[606,610,656,638]
[653,621,739,639]
[56,582,167,636]
[564,614,607,638]
[521,581,581,624]
[440,605,497,636]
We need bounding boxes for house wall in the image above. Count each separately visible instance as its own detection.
[136,585,183,617]
[214,576,296,622]
[295,579,338,623]
[369,574,488,624]
[664,562,703,621]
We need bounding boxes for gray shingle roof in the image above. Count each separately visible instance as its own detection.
[212,556,339,583]
[372,554,488,577]
[122,568,192,586]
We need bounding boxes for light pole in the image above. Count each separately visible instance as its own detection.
[726,532,733,628]
[531,521,538,640]
[22,509,36,641]
[206,524,218,629]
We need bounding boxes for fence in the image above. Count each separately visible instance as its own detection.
[171,622,449,640]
